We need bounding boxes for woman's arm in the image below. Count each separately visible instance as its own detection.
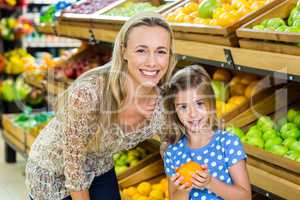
[70,190,90,200]
[206,160,251,200]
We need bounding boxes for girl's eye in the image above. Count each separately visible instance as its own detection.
[196,101,203,106]
[178,105,187,111]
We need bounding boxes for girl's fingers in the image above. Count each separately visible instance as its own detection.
[195,170,209,179]
[191,176,206,184]
[171,173,180,181]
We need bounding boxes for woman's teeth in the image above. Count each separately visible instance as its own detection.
[140,69,159,77]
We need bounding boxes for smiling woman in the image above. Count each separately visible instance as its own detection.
[25,12,177,200]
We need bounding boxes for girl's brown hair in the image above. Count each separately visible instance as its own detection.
[162,65,220,150]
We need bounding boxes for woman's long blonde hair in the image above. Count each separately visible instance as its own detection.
[55,12,177,146]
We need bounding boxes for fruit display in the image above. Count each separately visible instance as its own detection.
[0,0,26,9]
[1,78,31,102]
[3,49,35,75]
[104,0,172,17]
[53,46,111,80]
[0,17,34,41]
[13,108,54,136]
[64,0,119,14]
[122,178,168,200]
[252,0,300,32]
[164,0,273,27]
[40,1,72,24]
[176,161,204,186]
[113,146,149,175]
[0,54,4,73]
[227,109,300,162]
[211,69,262,117]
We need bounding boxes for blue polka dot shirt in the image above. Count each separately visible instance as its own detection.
[163,130,247,200]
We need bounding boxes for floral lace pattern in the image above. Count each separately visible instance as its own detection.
[25,66,165,200]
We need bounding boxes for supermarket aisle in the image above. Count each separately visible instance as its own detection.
[0,131,27,200]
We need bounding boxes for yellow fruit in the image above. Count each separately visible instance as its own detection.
[174,14,185,23]
[240,74,257,85]
[230,83,247,96]
[160,178,168,191]
[126,187,138,197]
[137,182,152,196]
[225,103,236,113]
[132,194,141,200]
[152,184,162,191]
[213,69,231,82]
[149,189,165,200]
[137,196,149,200]
[229,76,241,85]
[193,17,210,25]
[190,11,199,18]
[244,81,260,98]
[166,13,176,22]
[183,15,195,23]
[228,96,248,106]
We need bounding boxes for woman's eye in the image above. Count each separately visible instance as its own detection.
[158,50,167,54]
[136,49,145,53]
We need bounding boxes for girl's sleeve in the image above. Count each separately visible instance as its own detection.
[224,133,247,168]
[163,149,176,177]
[59,83,99,191]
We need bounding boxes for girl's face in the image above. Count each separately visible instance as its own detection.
[175,87,211,134]
[123,25,171,88]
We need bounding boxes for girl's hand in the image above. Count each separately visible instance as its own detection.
[191,165,212,189]
[171,173,192,191]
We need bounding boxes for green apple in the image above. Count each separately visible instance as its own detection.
[226,125,245,139]
[266,18,286,29]
[129,159,139,167]
[282,137,297,149]
[286,26,300,33]
[264,136,283,150]
[128,149,140,158]
[113,153,121,161]
[246,137,264,149]
[281,128,300,139]
[268,144,288,156]
[275,25,288,32]
[293,114,300,128]
[290,141,300,152]
[296,157,300,163]
[262,129,278,141]
[257,116,274,131]
[241,136,247,143]
[280,123,298,138]
[284,150,300,160]
[293,19,300,28]
[253,25,265,30]
[261,19,269,27]
[247,125,262,138]
[287,109,298,122]
[276,117,288,130]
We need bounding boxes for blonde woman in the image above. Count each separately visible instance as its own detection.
[26,12,176,200]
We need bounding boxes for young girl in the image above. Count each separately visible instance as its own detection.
[162,65,251,200]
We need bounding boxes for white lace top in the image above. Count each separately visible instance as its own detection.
[25,65,165,200]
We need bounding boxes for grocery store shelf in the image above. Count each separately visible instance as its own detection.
[23,41,81,48]
[38,23,300,81]
[27,0,60,4]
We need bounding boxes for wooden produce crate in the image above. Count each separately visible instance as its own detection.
[117,139,162,180]
[118,159,165,189]
[237,0,300,56]
[2,114,38,155]
[226,83,300,128]
[161,0,285,46]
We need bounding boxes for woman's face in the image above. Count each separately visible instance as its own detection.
[175,87,211,134]
[123,25,171,88]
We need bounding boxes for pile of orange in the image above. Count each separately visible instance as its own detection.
[164,0,271,27]
[213,69,262,117]
[122,178,168,200]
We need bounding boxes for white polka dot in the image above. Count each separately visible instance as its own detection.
[197,156,202,160]
[225,169,229,173]
[237,150,242,156]
[217,155,223,160]
[222,148,225,153]
[167,152,171,156]
[201,196,207,200]
[225,158,229,162]
[211,161,217,167]
[218,165,223,170]
[193,192,199,197]
[182,154,187,159]
[176,160,180,165]
[178,151,182,156]
[204,150,208,154]
[216,136,220,141]
[232,158,238,164]
[226,140,231,145]
[210,152,216,157]
[179,143,184,147]
[166,159,170,163]
[221,138,225,142]
[186,158,191,162]
[191,153,195,157]
[229,149,235,154]
[166,168,170,173]
[211,144,215,147]
[204,158,209,164]
[212,172,218,177]
[171,165,175,169]
[220,175,225,180]
[172,146,178,151]
[234,141,239,146]
[227,178,231,183]
[216,145,221,150]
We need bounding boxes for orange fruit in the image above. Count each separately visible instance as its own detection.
[230,83,247,96]
[137,182,152,196]
[229,76,242,85]
[240,74,257,85]
[213,69,231,82]
[176,161,204,186]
